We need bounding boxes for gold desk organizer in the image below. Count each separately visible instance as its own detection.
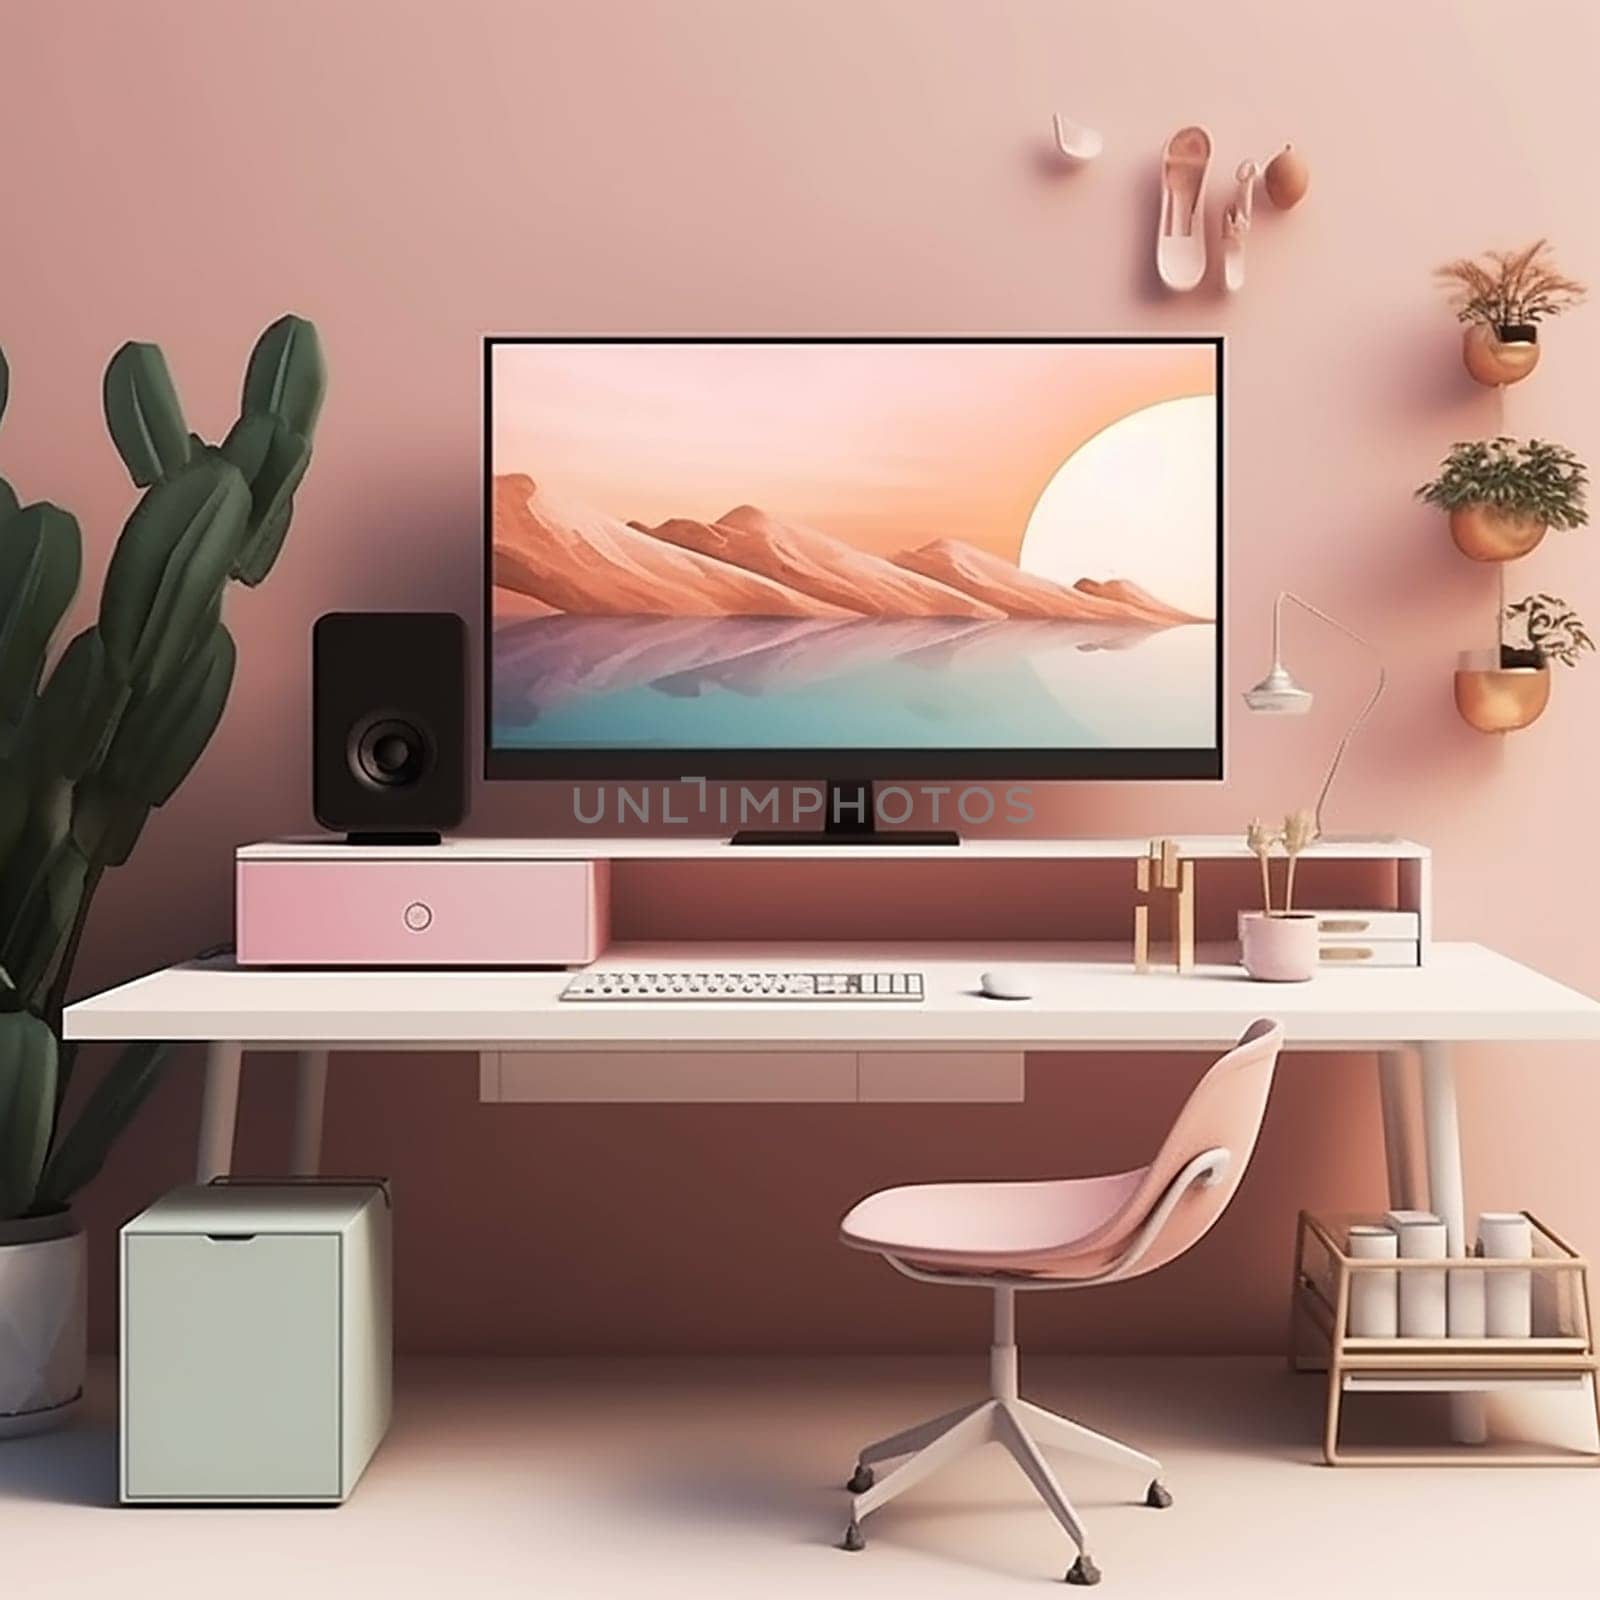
[1290,1210,1600,1465]
[1133,838,1194,972]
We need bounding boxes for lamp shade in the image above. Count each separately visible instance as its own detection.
[1243,663,1314,715]
[1244,591,1386,837]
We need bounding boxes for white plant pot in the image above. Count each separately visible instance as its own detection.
[0,1212,87,1437]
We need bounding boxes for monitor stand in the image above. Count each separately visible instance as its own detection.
[730,780,960,847]
[344,830,443,846]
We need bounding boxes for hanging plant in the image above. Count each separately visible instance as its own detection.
[1436,239,1587,335]
[1502,593,1595,670]
[1435,240,1587,386]
[1416,437,1588,561]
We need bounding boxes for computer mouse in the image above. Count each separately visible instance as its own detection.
[979,968,1033,1001]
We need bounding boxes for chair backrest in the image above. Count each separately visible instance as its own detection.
[1038,1018,1284,1281]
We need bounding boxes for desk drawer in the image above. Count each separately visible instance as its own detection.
[1311,911,1420,940]
[1315,941,1419,968]
[481,1049,1027,1104]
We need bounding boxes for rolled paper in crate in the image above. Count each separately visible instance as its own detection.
[1346,1224,1398,1338]
[1386,1210,1447,1339]
[1480,1212,1533,1339]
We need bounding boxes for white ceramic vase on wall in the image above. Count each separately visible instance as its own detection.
[0,1213,87,1437]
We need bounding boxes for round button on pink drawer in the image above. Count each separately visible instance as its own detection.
[403,901,433,932]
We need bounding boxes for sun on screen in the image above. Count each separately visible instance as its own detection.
[1019,396,1217,623]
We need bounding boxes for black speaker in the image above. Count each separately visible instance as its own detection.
[312,612,467,843]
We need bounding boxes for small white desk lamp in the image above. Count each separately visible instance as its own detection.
[1243,591,1387,838]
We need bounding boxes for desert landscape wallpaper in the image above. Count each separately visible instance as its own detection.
[489,341,1219,752]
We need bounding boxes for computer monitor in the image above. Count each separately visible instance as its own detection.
[485,336,1222,792]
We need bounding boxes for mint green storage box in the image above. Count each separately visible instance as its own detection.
[120,1182,391,1504]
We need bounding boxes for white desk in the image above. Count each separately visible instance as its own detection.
[68,936,1600,1445]
[65,939,1600,1259]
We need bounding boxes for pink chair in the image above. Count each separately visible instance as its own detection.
[837,1018,1284,1586]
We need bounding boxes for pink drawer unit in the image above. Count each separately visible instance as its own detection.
[236,848,609,967]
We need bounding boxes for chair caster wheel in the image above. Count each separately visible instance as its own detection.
[1145,1479,1173,1509]
[841,1519,866,1552]
[846,1464,875,1493]
[1065,1554,1102,1586]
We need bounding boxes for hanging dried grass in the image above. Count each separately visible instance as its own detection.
[1281,808,1317,913]
[1246,817,1278,914]
[1435,240,1587,329]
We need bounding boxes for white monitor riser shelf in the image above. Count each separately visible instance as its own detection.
[237,833,1432,871]
[235,832,1435,953]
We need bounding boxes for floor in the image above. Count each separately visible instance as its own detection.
[4,1356,1598,1597]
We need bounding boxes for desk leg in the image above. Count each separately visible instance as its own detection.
[196,1041,243,1182]
[1418,1040,1488,1446]
[1377,1050,1417,1210]
[289,1050,329,1177]
[1419,1041,1466,1252]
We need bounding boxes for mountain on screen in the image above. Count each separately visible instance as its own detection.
[492,474,1207,625]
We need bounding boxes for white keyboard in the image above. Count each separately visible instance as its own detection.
[560,970,925,1002]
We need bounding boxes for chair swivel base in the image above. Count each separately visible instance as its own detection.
[840,1389,1170,1584]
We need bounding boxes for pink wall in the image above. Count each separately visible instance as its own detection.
[5,0,1599,1354]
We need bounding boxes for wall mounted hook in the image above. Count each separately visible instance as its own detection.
[1051,113,1103,162]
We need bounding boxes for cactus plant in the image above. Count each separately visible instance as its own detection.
[0,316,324,1219]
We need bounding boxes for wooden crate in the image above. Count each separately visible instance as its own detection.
[1290,1210,1600,1465]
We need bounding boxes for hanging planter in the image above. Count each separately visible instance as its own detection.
[1454,652,1550,733]
[1448,500,1545,561]
[1461,323,1540,386]
[1453,596,1594,733]
[1435,239,1586,388]
[1416,437,1587,564]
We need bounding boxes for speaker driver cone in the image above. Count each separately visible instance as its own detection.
[351,717,432,790]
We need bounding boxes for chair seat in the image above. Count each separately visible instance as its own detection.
[839,1167,1148,1275]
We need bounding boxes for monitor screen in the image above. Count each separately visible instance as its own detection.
[486,336,1221,780]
